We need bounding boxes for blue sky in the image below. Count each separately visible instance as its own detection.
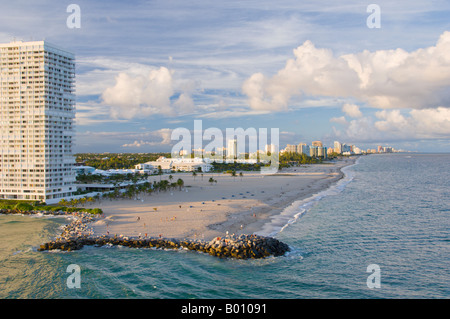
[1,0,450,153]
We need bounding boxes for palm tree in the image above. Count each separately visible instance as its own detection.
[177,178,184,191]
[79,197,87,207]
[158,165,163,181]
[70,198,80,208]
[58,198,69,207]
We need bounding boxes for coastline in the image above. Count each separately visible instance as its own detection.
[89,157,357,241]
[255,155,360,237]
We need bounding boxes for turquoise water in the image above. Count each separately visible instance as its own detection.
[1,153,449,299]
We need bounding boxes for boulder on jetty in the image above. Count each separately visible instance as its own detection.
[38,234,290,259]
[202,234,290,259]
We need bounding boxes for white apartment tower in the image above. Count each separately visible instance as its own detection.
[0,40,76,203]
[227,139,238,159]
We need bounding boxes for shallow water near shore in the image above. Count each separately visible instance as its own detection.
[1,153,449,298]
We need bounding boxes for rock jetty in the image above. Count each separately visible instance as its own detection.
[38,234,290,259]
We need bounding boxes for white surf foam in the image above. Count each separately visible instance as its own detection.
[255,158,360,237]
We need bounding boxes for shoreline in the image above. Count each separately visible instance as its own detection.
[255,156,359,237]
[218,158,353,238]
[89,157,357,241]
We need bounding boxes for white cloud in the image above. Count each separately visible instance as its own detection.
[122,128,172,148]
[103,67,173,118]
[122,128,173,148]
[333,107,450,142]
[374,107,450,139]
[101,66,199,119]
[198,108,271,119]
[242,31,450,111]
[330,116,348,125]
[342,103,362,118]
[76,128,173,151]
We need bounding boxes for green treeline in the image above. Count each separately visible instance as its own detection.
[0,199,103,215]
[75,153,171,170]
[211,161,261,172]
[75,152,327,172]
[279,152,322,169]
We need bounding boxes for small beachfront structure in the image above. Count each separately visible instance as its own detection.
[135,156,213,173]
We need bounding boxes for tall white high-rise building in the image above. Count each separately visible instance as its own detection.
[227,139,238,159]
[0,40,76,203]
[334,141,342,154]
[285,144,297,153]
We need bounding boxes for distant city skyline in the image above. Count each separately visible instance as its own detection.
[1,1,449,153]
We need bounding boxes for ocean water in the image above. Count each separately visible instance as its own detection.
[0,153,448,299]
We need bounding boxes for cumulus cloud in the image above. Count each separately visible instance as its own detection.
[333,107,450,142]
[121,128,173,148]
[342,103,362,118]
[242,31,450,111]
[330,116,348,125]
[374,107,450,139]
[102,67,198,119]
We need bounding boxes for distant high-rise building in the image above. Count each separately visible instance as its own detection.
[327,147,335,156]
[317,146,327,158]
[227,139,237,159]
[312,141,323,147]
[297,143,309,155]
[285,144,298,154]
[0,40,76,203]
[342,143,351,153]
[334,141,342,154]
[264,144,277,154]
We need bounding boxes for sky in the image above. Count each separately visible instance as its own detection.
[1,0,450,153]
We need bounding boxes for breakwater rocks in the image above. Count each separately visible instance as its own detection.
[38,234,290,259]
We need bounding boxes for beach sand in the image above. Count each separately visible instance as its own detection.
[90,157,356,240]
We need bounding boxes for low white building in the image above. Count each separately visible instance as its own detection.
[74,166,96,175]
[135,156,213,173]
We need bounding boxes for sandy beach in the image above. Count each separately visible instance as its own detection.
[90,157,356,240]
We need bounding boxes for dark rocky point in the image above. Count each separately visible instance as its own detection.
[37,233,290,259]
